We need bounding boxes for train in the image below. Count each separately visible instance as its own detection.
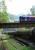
[13,27,35,46]
[1,16,35,46]
[3,27,35,46]
[19,16,35,22]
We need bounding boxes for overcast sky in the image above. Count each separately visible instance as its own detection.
[0,0,35,15]
[5,0,35,15]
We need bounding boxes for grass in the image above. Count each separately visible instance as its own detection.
[0,33,31,50]
[3,40,17,50]
[3,38,31,50]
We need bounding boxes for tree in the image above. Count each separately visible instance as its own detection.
[30,5,35,16]
[0,0,9,23]
[0,12,9,23]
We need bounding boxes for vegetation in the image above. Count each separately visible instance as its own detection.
[0,12,9,23]
[3,38,30,50]
[30,5,35,16]
[0,0,9,23]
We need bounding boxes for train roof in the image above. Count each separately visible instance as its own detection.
[3,27,34,33]
[19,15,35,17]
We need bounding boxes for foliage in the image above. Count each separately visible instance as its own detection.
[0,12,9,23]
[30,5,35,16]
[0,0,9,23]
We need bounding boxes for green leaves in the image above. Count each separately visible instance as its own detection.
[0,11,9,23]
[0,0,9,23]
[30,5,35,16]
